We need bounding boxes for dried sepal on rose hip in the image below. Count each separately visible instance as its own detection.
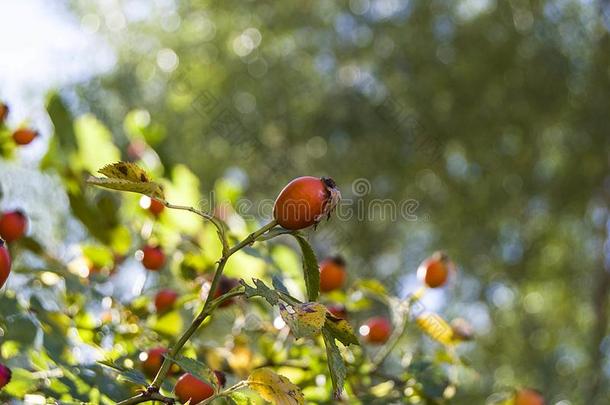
[273,176,341,230]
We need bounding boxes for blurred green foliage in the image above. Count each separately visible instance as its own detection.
[0,0,609,403]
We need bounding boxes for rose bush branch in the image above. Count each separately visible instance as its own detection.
[149,217,278,390]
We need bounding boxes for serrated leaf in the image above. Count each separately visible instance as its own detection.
[248,368,304,405]
[322,329,346,399]
[324,315,359,346]
[241,278,279,306]
[291,234,319,302]
[98,361,148,386]
[415,312,454,346]
[164,355,217,388]
[87,161,164,199]
[280,302,326,339]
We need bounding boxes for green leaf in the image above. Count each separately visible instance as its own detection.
[229,391,255,405]
[324,315,359,346]
[291,234,319,302]
[97,361,149,386]
[164,355,217,388]
[3,368,37,397]
[322,329,346,399]
[46,93,77,151]
[75,115,121,173]
[241,278,280,306]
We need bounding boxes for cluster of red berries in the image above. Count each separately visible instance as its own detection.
[0,102,40,146]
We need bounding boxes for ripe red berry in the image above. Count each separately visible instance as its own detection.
[0,363,11,389]
[148,199,165,216]
[211,276,239,307]
[362,317,392,344]
[154,289,179,313]
[327,304,347,319]
[0,103,8,124]
[141,347,168,378]
[0,211,27,243]
[319,256,347,292]
[417,251,452,288]
[12,128,39,145]
[0,240,10,290]
[273,176,341,230]
[515,388,545,405]
[175,373,215,404]
[140,245,166,271]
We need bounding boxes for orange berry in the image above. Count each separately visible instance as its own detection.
[417,251,452,288]
[515,389,545,405]
[273,176,341,230]
[175,373,215,404]
[362,317,392,344]
[319,256,347,292]
[148,199,165,216]
[12,128,38,145]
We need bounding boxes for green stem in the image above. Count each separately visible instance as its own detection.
[149,219,277,389]
[372,293,423,368]
[197,381,248,405]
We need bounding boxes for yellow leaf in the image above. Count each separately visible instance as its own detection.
[98,161,152,182]
[87,161,164,199]
[280,302,326,339]
[248,368,304,405]
[415,312,454,346]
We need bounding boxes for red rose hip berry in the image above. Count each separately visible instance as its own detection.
[0,363,11,389]
[0,240,10,289]
[319,255,347,292]
[12,128,39,145]
[0,210,27,243]
[141,347,168,378]
[417,251,452,288]
[154,289,179,313]
[175,373,215,404]
[362,317,392,344]
[273,176,341,230]
[140,245,165,271]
